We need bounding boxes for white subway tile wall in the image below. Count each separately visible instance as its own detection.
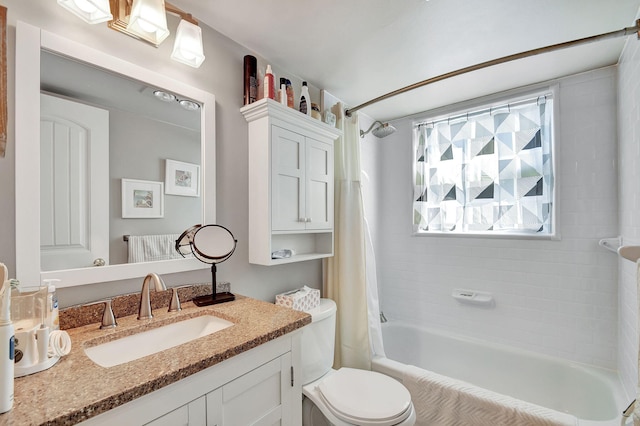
[372,67,620,372]
[618,34,640,401]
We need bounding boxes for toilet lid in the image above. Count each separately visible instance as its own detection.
[317,368,412,425]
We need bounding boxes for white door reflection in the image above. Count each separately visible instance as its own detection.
[40,94,109,271]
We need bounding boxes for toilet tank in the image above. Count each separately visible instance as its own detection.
[300,298,336,385]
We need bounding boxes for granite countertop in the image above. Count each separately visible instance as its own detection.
[0,294,311,425]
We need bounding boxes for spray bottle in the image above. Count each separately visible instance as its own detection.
[263,65,275,100]
[0,264,14,413]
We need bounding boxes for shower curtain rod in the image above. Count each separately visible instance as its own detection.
[345,19,640,117]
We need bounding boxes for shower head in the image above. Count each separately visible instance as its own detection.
[360,121,397,139]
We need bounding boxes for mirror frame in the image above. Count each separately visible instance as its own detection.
[15,21,216,288]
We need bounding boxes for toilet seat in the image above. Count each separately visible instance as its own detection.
[306,368,413,426]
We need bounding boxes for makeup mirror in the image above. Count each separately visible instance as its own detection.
[176,224,236,306]
[15,21,216,288]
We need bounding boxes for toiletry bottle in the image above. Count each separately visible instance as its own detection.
[311,103,321,120]
[257,67,264,100]
[0,278,14,413]
[263,65,275,100]
[285,79,294,108]
[42,279,60,331]
[243,55,257,105]
[299,81,311,115]
[278,78,287,105]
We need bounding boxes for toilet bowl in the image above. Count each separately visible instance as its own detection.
[302,368,416,426]
[300,299,415,426]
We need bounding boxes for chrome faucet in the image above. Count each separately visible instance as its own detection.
[138,273,167,320]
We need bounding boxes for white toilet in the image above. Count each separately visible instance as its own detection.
[301,299,416,426]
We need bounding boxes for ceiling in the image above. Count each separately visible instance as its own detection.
[172,0,640,121]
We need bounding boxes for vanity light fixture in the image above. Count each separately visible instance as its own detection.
[127,0,170,45]
[179,99,200,111]
[108,0,206,68]
[153,90,176,102]
[171,19,205,68]
[57,0,113,24]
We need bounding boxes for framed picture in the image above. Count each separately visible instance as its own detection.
[165,159,200,197]
[121,179,164,218]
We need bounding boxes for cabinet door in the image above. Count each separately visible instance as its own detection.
[209,353,293,426]
[305,138,333,230]
[145,396,206,426]
[272,126,305,231]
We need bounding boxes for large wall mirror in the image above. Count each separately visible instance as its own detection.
[15,21,216,288]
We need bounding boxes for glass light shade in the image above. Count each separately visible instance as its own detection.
[127,0,170,46]
[153,90,176,102]
[171,20,205,68]
[179,99,201,111]
[57,0,113,24]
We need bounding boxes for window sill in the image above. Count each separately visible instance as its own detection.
[413,230,560,241]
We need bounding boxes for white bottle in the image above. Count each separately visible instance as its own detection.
[299,81,311,115]
[42,279,60,331]
[0,278,14,413]
[278,78,287,106]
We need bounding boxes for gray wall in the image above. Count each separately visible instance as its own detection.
[1,0,322,307]
[109,109,201,264]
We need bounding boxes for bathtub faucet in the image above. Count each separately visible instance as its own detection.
[380,311,388,323]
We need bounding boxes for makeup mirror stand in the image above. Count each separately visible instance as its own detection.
[193,263,235,307]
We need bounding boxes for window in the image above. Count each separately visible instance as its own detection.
[413,92,555,236]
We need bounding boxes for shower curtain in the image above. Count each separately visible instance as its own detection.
[365,215,386,358]
[323,102,371,370]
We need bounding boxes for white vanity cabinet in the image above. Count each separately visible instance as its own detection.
[80,332,301,426]
[241,98,342,266]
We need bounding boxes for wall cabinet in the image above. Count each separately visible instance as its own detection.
[80,332,301,426]
[241,99,342,265]
[272,125,333,232]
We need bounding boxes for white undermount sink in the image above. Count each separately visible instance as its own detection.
[84,315,234,368]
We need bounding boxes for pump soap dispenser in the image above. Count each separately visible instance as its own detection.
[0,263,14,413]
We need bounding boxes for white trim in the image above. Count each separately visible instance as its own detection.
[15,21,215,287]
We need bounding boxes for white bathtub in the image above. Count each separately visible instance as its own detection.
[371,321,630,426]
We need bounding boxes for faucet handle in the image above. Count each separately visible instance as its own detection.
[168,285,193,312]
[85,299,117,329]
[169,287,181,312]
